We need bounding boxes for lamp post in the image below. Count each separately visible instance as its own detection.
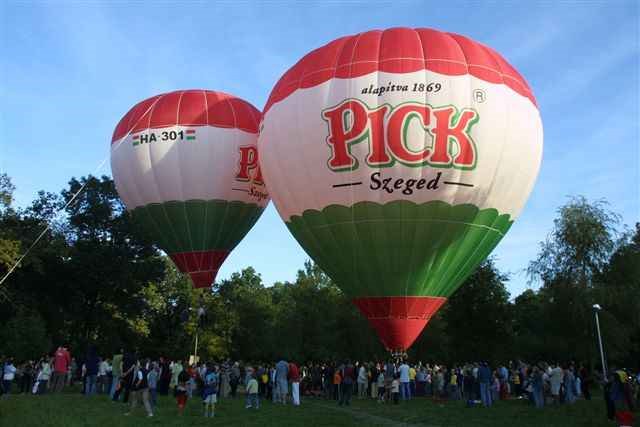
[592,304,607,379]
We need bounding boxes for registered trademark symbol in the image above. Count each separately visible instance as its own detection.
[473,89,486,103]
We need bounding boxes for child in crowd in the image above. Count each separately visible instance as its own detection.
[391,374,400,404]
[377,371,385,403]
[246,372,260,409]
[175,369,190,415]
[202,364,218,418]
[491,373,500,403]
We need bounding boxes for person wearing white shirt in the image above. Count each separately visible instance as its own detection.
[2,359,17,398]
[357,364,368,398]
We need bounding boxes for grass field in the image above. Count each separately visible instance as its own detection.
[0,390,623,427]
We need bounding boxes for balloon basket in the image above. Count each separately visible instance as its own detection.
[390,350,408,362]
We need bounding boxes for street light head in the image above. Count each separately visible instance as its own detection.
[593,304,602,311]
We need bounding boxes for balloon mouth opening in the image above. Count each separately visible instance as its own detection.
[352,296,447,351]
[189,271,218,289]
[168,250,229,289]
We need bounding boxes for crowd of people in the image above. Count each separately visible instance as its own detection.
[2,346,639,422]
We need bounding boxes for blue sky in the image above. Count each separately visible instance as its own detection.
[1,1,638,297]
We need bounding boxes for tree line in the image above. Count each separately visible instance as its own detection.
[0,174,637,369]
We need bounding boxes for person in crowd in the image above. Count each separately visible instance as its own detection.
[332,365,341,401]
[19,361,34,394]
[175,367,190,415]
[416,365,426,397]
[498,364,509,400]
[97,357,109,394]
[391,373,400,404]
[246,370,260,409]
[157,357,169,396]
[274,358,289,404]
[339,360,355,406]
[357,362,368,399]
[464,366,475,401]
[564,366,576,404]
[147,361,159,410]
[67,357,77,387]
[449,367,460,400]
[52,345,71,393]
[398,360,410,401]
[125,359,153,418]
[220,361,231,399]
[322,363,333,400]
[83,347,99,396]
[435,367,444,399]
[478,362,492,407]
[36,357,51,395]
[491,372,500,402]
[369,363,378,399]
[203,363,218,417]
[2,358,17,398]
[377,369,385,403]
[117,351,136,403]
[511,367,521,397]
[532,366,544,408]
[170,360,183,393]
[229,361,241,398]
[409,364,417,398]
[185,363,196,398]
[110,350,123,398]
[425,367,433,397]
[549,363,563,405]
[289,360,301,406]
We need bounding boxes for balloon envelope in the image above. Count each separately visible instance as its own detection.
[111,90,269,288]
[259,28,542,350]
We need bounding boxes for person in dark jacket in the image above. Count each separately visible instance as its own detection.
[478,362,492,407]
[113,350,136,403]
[84,347,100,396]
[158,357,171,396]
[339,360,355,406]
[19,361,34,394]
[125,359,153,417]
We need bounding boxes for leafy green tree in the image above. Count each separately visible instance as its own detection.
[512,289,545,361]
[0,309,51,361]
[0,174,20,273]
[440,259,513,364]
[528,197,622,366]
[593,223,640,366]
[215,267,275,361]
[59,176,165,349]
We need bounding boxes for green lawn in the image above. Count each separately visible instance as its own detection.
[0,390,622,427]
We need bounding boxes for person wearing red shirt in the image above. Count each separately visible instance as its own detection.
[289,362,301,406]
[52,346,71,393]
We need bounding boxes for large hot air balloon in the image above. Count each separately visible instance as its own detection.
[111,90,269,288]
[259,28,542,351]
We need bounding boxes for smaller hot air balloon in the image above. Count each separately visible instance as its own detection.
[111,90,269,288]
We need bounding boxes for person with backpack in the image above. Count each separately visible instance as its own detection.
[125,359,153,418]
[202,363,218,418]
